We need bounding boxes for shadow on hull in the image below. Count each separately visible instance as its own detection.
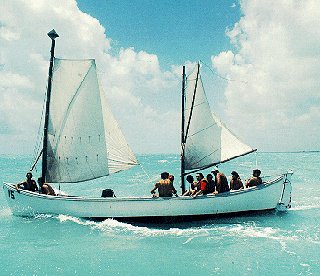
[88,208,289,226]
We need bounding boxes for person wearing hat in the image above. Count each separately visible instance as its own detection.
[246,169,263,188]
[211,169,230,194]
[151,172,177,197]
[16,172,38,192]
[230,171,244,190]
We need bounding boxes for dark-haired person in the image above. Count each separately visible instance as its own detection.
[38,177,56,196]
[246,169,263,188]
[212,169,230,194]
[182,175,198,196]
[193,173,208,197]
[151,172,177,197]
[205,173,216,194]
[230,171,244,190]
[16,172,38,192]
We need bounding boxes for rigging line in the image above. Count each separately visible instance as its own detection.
[184,99,207,111]
[52,62,94,154]
[188,149,219,168]
[184,63,200,142]
[200,60,248,84]
[183,149,257,176]
[107,157,138,166]
[31,89,47,168]
[30,149,43,172]
[255,150,258,168]
[187,122,218,138]
[139,163,153,184]
[212,111,251,147]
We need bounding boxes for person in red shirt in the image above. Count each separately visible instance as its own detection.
[193,173,208,197]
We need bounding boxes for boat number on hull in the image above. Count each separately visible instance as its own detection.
[8,190,15,199]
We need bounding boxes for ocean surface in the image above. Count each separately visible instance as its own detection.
[0,152,319,275]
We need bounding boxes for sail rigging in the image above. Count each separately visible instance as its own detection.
[45,58,137,183]
[183,63,255,172]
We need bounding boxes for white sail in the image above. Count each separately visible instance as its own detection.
[184,64,254,170]
[46,59,137,183]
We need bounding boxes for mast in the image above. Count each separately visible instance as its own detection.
[181,66,186,194]
[42,29,59,182]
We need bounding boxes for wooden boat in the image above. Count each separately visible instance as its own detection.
[2,30,293,221]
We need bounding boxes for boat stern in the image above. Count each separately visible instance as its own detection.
[276,170,293,211]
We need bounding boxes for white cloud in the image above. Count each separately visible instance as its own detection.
[212,0,320,151]
[0,0,181,156]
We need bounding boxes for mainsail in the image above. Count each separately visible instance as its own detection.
[46,59,137,183]
[183,64,255,171]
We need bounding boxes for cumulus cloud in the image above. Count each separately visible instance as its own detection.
[211,0,320,151]
[0,0,181,156]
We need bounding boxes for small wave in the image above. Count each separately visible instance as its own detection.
[0,207,12,217]
[291,205,320,211]
[54,215,212,237]
[92,219,211,238]
[226,224,298,242]
[158,160,168,163]
[279,240,296,255]
[57,214,97,227]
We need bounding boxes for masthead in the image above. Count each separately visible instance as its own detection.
[47,29,59,40]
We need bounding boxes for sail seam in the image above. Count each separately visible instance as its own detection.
[51,62,94,154]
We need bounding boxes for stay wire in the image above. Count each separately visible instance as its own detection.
[139,163,153,185]
[30,85,48,172]
[199,60,248,84]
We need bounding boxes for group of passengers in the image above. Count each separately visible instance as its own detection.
[151,169,263,198]
[17,169,263,199]
[16,172,56,196]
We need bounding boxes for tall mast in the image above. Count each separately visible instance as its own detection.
[42,29,59,182]
[180,66,186,194]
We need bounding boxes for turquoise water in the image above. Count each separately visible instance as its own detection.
[1,152,319,275]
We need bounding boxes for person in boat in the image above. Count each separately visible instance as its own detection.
[193,173,209,197]
[230,171,244,190]
[182,175,198,196]
[151,172,178,197]
[211,170,230,194]
[38,177,56,196]
[246,169,263,188]
[205,173,216,194]
[16,172,38,192]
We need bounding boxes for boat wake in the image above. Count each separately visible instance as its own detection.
[290,204,320,211]
[53,215,304,244]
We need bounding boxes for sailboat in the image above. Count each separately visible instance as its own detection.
[3,30,293,221]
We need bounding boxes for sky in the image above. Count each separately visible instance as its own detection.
[1,0,320,156]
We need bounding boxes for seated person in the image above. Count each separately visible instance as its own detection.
[205,174,216,194]
[212,169,230,194]
[38,177,56,196]
[193,173,208,197]
[246,169,263,188]
[16,172,38,192]
[182,175,199,196]
[151,172,177,197]
[230,171,244,190]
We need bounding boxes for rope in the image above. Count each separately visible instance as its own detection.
[200,60,248,84]
[138,163,154,185]
[30,86,47,171]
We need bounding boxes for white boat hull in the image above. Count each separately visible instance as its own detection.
[3,172,293,221]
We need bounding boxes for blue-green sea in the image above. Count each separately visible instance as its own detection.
[1,152,319,275]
